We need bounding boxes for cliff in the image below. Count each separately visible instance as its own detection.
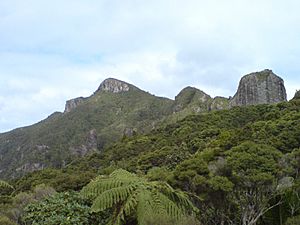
[230,69,287,107]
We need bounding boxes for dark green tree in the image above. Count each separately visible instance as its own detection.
[226,141,283,225]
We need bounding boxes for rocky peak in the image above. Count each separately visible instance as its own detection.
[96,78,133,93]
[174,86,211,112]
[293,90,300,100]
[230,69,287,107]
[175,87,211,102]
[64,97,85,113]
[210,97,230,111]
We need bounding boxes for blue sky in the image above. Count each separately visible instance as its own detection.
[0,0,300,132]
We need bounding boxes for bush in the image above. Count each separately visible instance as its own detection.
[22,191,104,225]
[0,215,17,225]
[285,215,300,225]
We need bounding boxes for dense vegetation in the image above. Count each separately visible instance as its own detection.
[1,98,300,224]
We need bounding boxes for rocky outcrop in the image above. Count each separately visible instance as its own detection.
[96,78,133,93]
[230,69,287,107]
[123,127,138,137]
[64,97,85,113]
[16,162,44,173]
[173,87,211,113]
[210,97,230,110]
[70,129,98,157]
[293,90,300,100]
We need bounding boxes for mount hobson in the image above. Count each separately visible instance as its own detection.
[0,69,288,179]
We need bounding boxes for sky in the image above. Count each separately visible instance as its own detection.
[0,0,300,132]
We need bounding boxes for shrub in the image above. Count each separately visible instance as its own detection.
[22,191,104,225]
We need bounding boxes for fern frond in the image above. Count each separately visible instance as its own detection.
[81,179,123,198]
[0,180,14,191]
[91,183,137,212]
[81,169,197,225]
[110,187,141,225]
[110,169,137,179]
[155,192,185,219]
[136,190,155,225]
[158,182,198,213]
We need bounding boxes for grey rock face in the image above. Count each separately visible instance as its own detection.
[230,69,287,107]
[97,78,132,93]
[70,129,98,157]
[64,97,85,113]
[123,127,137,137]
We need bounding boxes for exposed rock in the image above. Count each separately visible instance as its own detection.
[86,129,98,150]
[230,69,287,107]
[173,87,211,112]
[293,90,300,100]
[208,157,226,174]
[70,129,98,157]
[64,97,85,113]
[16,162,44,173]
[123,127,137,137]
[36,145,50,151]
[210,97,230,111]
[96,78,133,93]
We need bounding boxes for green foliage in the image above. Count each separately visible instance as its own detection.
[143,214,201,225]
[208,176,233,192]
[0,180,14,191]
[0,216,17,225]
[285,215,300,225]
[1,184,56,224]
[81,169,198,225]
[0,180,14,203]
[226,141,282,184]
[23,191,104,225]
[146,167,173,182]
[14,168,96,192]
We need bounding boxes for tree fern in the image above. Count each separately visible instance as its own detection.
[81,169,198,225]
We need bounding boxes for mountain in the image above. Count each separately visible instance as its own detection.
[0,70,288,179]
[0,78,174,178]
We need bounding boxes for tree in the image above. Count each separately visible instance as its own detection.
[81,169,198,225]
[226,141,283,225]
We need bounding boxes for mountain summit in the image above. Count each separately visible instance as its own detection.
[230,69,287,106]
[96,78,136,93]
[64,78,137,113]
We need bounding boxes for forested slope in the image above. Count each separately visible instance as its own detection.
[5,98,299,225]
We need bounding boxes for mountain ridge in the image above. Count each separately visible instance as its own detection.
[0,69,290,179]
